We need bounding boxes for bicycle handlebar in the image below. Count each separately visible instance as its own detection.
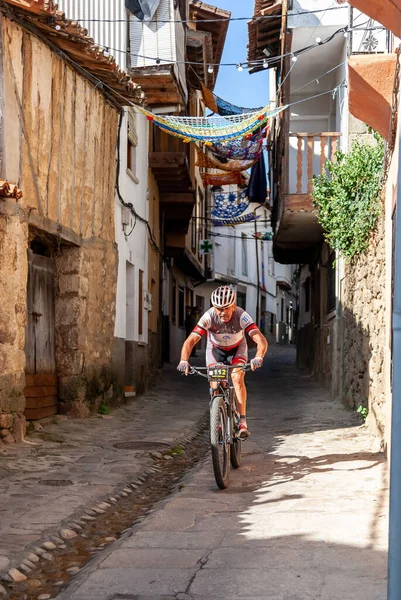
[188,363,252,378]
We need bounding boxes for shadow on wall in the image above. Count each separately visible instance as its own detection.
[296,305,386,440]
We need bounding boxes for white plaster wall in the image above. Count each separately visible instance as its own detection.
[289,1,349,29]
[114,111,149,343]
[205,202,296,327]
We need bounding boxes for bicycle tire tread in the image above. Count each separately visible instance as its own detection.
[210,396,229,489]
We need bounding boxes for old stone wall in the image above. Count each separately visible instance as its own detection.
[0,16,121,440]
[0,205,28,442]
[56,242,118,415]
[2,18,118,242]
[342,214,386,438]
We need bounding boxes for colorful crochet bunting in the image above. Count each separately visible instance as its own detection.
[135,104,283,143]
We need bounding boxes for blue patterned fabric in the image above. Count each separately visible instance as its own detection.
[211,214,261,227]
[211,190,249,219]
[215,96,263,117]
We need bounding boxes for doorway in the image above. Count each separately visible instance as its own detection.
[24,240,57,420]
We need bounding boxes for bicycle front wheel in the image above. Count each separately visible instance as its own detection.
[210,396,230,489]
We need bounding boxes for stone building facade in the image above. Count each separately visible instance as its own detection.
[0,4,144,443]
[341,215,387,437]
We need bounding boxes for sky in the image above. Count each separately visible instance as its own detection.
[212,0,270,108]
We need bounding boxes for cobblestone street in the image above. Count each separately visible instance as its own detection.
[1,347,389,599]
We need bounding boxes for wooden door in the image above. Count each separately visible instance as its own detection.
[24,250,57,420]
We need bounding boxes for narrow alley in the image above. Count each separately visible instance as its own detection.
[1,347,388,600]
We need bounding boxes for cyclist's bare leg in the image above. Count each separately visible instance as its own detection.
[231,368,246,415]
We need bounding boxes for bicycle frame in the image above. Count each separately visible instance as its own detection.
[188,362,251,489]
[190,362,251,445]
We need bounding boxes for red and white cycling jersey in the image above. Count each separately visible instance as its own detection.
[192,307,259,350]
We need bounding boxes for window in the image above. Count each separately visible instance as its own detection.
[127,108,138,182]
[197,189,205,260]
[178,285,185,328]
[237,292,246,310]
[172,278,177,324]
[304,277,310,313]
[138,269,143,336]
[150,278,156,313]
[191,202,197,253]
[241,233,248,276]
[281,298,284,322]
[327,251,336,314]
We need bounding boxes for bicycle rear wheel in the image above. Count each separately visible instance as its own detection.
[210,396,230,489]
[230,435,242,469]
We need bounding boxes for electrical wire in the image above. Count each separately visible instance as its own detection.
[67,5,346,25]
[115,112,163,256]
[66,26,349,69]
[45,17,348,119]
[207,231,273,241]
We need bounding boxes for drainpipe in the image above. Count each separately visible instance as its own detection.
[388,120,401,600]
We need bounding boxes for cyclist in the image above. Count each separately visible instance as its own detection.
[177,285,268,438]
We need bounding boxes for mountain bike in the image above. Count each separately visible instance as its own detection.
[189,362,251,490]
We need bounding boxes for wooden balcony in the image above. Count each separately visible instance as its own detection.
[289,132,340,196]
[149,152,193,194]
[150,128,195,245]
[129,66,187,108]
[128,2,187,108]
[274,132,341,264]
[150,128,193,194]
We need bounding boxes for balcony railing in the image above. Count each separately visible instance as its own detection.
[288,132,341,195]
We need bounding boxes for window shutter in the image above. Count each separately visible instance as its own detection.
[128,109,138,146]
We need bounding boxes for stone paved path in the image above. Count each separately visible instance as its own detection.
[0,363,209,579]
[58,347,389,600]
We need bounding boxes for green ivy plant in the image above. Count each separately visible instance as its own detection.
[98,402,110,415]
[312,132,384,259]
[357,405,369,421]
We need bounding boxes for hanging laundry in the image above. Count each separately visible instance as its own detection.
[248,151,268,204]
[125,0,161,21]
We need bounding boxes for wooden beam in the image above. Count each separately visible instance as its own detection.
[307,137,313,193]
[160,193,195,204]
[283,194,314,212]
[297,136,303,194]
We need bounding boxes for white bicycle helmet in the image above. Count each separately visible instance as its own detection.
[211,285,236,309]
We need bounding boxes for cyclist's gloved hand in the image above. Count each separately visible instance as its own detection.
[177,360,190,376]
[250,356,263,371]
